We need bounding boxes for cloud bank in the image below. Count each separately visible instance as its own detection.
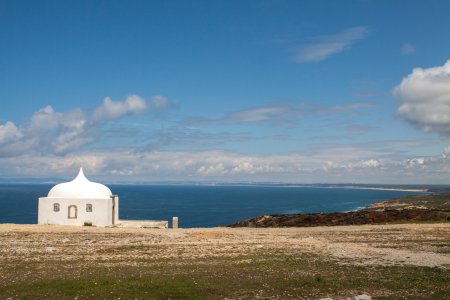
[293,26,368,62]
[1,146,449,184]
[1,92,449,184]
[394,60,450,135]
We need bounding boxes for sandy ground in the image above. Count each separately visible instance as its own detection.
[0,223,449,269]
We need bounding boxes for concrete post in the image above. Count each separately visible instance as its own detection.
[172,217,178,229]
[111,195,119,225]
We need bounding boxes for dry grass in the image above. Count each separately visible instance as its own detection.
[0,223,449,299]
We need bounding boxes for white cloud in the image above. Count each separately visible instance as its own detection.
[394,60,450,135]
[403,157,425,168]
[197,163,227,175]
[321,159,381,172]
[92,94,147,122]
[401,43,415,55]
[27,106,90,154]
[442,147,450,158]
[0,121,22,143]
[0,94,170,157]
[357,159,380,168]
[30,106,61,130]
[293,26,368,62]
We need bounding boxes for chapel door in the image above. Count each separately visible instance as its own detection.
[68,205,78,219]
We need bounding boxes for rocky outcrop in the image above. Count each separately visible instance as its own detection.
[228,209,450,228]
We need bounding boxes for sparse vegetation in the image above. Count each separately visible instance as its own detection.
[228,209,450,227]
[0,224,449,299]
[374,193,450,211]
[1,251,449,299]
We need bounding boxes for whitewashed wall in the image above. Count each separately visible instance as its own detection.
[38,197,118,226]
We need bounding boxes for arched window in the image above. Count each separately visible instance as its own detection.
[53,203,60,212]
[86,204,92,212]
[68,205,77,219]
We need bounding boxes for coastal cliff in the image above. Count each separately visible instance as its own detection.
[228,209,449,227]
[228,193,450,228]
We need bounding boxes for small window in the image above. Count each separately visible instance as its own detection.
[86,204,92,212]
[53,203,60,212]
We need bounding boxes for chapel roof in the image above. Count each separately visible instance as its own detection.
[47,168,112,199]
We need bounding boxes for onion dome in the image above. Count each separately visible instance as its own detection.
[47,168,112,199]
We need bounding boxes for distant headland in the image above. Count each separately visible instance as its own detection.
[228,192,450,228]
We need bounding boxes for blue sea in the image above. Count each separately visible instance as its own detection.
[0,184,424,227]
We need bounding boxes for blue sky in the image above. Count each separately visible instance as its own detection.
[1,0,450,184]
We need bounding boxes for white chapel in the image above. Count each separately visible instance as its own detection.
[38,168,119,226]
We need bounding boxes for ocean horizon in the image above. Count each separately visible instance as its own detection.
[0,184,425,227]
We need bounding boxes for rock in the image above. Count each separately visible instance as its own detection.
[354,294,371,300]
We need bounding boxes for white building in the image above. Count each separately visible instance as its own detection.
[38,168,119,226]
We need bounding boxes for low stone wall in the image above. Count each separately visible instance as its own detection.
[118,220,168,228]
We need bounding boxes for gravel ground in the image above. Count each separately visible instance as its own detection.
[0,223,449,269]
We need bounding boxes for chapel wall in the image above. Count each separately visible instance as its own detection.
[38,197,112,226]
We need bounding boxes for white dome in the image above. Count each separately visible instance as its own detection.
[47,168,112,199]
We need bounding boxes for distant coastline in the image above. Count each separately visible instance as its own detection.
[0,180,446,194]
[209,183,431,193]
[325,185,429,193]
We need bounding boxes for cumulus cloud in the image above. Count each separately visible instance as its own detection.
[92,94,147,122]
[403,157,425,168]
[357,159,380,168]
[325,159,381,171]
[293,26,368,62]
[30,106,62,130]
[394,60,450,135]
[26,106,91,154]
[0,94,171,157]
[0,121,22,143]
